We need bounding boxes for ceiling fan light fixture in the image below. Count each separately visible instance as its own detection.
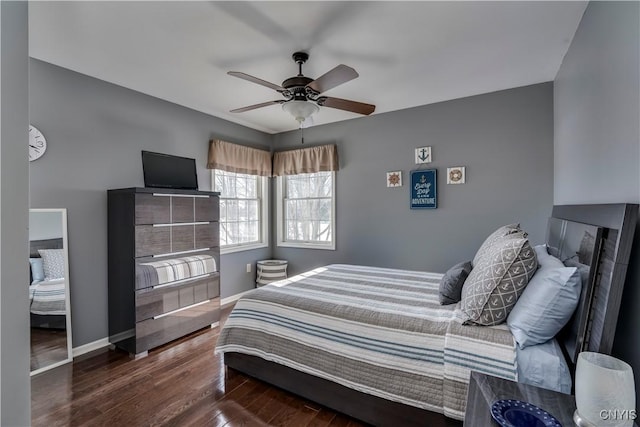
[282,100,319,126]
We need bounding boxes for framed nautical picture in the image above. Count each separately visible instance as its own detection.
[410,169,437,209]
[386,171,402,187]
[447,166,466,184]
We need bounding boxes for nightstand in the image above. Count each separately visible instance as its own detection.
[465,371,576,426]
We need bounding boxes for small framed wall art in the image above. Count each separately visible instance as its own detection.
[415,146,432,164]
[387,171,402,187]
[447,166,466,184]
[410,169,437,209]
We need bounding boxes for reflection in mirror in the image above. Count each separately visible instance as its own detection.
[29,209,72,375]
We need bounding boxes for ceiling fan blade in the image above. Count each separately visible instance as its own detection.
[227,71,285,92]
[230,100,285,113]
[317,97,375,115]
[306,65,358,94]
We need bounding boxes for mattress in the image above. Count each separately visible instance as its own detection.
[216,264,518,420]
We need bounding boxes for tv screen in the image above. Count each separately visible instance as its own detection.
[142,151,198,190]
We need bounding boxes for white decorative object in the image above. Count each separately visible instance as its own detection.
[29,125,47,162]
[574,352,636,427]
[447,166,466,184]
[415,146,432,164]
[386,171,402,187]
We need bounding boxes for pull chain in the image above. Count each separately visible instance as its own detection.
[300,125,305,144]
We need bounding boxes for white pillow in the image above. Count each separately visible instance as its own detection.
[507,262,581,348]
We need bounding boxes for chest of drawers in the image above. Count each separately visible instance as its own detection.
[108,187,220,357]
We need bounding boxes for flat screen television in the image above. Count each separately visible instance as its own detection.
[141,150,198,190]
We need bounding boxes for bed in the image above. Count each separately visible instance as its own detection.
[29,238,68,329]
[216,204,638,426]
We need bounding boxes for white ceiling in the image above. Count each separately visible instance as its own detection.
[28,1,587,134]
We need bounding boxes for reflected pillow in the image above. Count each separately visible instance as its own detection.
[439,261,472,305]
[577,231,596,264]
[29,257,45,282]
[507,265,581,348]
[534,244,564,269]
[38,249,65,280]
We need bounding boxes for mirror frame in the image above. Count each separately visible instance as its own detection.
[29,208,73,375]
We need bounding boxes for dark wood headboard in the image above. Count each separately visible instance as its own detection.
[550,204,638,365]
[29,238,63,258]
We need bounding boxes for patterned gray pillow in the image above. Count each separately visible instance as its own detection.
[472,224,525,267]
[439,261,473,305]
[461,237,537,325]
[38,249,65,280]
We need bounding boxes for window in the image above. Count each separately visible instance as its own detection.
[277,171,335,250]
[212,170,268,253]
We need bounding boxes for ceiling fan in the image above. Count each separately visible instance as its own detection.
[228,52,375,127]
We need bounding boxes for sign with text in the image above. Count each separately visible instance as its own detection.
[410,169,437,209]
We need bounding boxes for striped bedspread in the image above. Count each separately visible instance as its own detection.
[29,278,66,315]
[136,254,217,289]
[215,264,517,420]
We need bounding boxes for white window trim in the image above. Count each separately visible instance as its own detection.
[276,172,336,251]
[211,171,269,255]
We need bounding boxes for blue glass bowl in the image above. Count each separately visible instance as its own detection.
[491,399,563,427]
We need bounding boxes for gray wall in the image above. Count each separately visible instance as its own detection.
[553,0,640,403]
[273,83,555,277]
[1,2,31,425]
[29,59,272,347]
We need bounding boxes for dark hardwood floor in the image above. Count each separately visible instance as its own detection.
[31,304,367,426]
[31,327,68,372]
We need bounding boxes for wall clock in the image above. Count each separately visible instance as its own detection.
[29,125,47,162]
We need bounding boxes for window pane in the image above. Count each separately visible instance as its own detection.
[318,199,331,221]
[238,221,249,243]
[219,200,227,222]
[214,173,224,192]
[227,222,239,245]
[248,200,258,221]
[285,220,297,241]
[248,221,258,242]
[219,223,228,246]
[310,173,331,197]
[214,170,265,249]
[282,171,333,245]
[227,200,238,221]
[238,200,247,221]
[246,177,257,198]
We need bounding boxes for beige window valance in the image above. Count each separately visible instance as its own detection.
[272,144,339,176]
[207,139,271,177]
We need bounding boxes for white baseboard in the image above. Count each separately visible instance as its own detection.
[72,337,110,358]
[221,289,254,306]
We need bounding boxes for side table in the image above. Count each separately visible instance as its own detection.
[465,371,575,426]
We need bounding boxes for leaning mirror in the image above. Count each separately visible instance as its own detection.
[29,208,72,375]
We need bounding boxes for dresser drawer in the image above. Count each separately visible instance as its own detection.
[195,196,219,222]
[135,274,220,321]
[172,196,195,223]
[135,298,220,353]
[195,223,219,249]
[171,225,196,252]
[135,225,171,257]
[135,193,171,225]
